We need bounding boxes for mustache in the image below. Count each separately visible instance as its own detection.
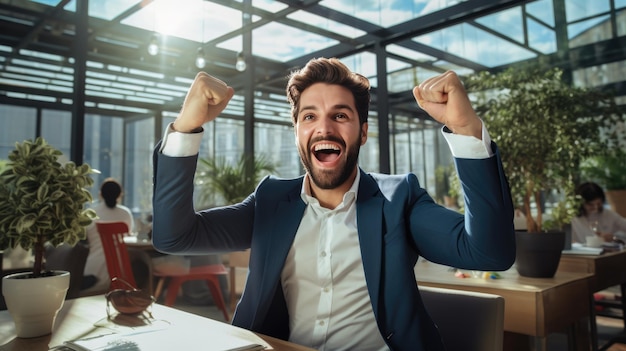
[308,135,346,150]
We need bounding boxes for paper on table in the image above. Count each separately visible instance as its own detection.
[562,243,604,255]
[59,324,271,351]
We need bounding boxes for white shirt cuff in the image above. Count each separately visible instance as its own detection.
[441,121,493,159]
[159,123,203,157]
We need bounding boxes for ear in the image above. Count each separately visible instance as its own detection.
[360,123,368,145]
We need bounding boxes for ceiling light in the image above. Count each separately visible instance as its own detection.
[195,47,206,69]
[147,34,159,56]
[235,52,247,72]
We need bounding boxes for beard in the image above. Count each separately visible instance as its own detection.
[298,134,361,190]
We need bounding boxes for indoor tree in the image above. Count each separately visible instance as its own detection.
[466,64,626,232]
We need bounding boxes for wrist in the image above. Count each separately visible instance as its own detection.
[172,121,202,133]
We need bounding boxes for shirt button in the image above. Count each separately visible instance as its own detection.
[318,320,325,326]
[323,287,330,293]
[321,251,327,257]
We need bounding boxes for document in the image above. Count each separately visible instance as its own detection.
[56,325,270,351]
[562,243,604,255]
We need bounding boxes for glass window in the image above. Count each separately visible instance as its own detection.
[568,15,612,47]
[83,113,126,207]
[0,105,36,159]
[360,113,379,172]
[125,117,155,217]
[41,109,72,157]
[565,0,610,22]
[255,122,301,178]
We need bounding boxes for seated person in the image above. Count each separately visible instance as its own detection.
[82,178,134,294]
[571,182,626,244]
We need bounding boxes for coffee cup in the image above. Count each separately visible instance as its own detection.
[585,235,603,248]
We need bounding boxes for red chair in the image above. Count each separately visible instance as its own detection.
[96,221,229,321]
[97,221,138,291]
[153,263,229,321]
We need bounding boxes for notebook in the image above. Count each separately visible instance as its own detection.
[54,325,269,351]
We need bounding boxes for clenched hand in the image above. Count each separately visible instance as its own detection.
[173,72,235,133]
[413,71,482,139]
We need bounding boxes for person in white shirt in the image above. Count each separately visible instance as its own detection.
[82,178,134,294]
[571,181,626,244]
[151,57,515,351]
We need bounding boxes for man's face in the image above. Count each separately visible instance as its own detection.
[294,83,367,190]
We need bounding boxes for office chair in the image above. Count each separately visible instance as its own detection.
[419,286,505,351]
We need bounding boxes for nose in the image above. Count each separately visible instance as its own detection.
[316,116,334,135]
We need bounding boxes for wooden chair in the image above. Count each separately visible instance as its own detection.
[152,261,229,321]
[96,221,141,291]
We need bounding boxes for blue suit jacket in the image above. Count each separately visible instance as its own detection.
[152,142,515,351]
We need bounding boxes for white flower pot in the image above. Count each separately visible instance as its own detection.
[2,270,70,338]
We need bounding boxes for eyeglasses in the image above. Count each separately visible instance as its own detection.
[105,277,155,319]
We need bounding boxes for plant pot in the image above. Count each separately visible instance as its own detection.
[514,231,565,278]
[2,270,70,338]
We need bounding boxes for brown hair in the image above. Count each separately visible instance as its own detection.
[286,57,370,126]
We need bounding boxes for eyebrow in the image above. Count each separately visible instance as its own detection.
[299,104,355,113]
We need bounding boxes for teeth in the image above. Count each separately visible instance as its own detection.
[314,143,339,151]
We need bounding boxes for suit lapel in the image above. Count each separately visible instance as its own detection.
[356,170,384,314]
[255,182,306,319]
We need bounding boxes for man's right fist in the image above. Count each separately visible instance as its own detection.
[174,72,235,133]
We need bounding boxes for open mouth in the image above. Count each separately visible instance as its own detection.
[313,143,341,163]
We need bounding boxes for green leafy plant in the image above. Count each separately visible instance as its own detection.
[0,137,97,277]
[466,64,625,232]
[195,154,276,207]
[580,150,626,191]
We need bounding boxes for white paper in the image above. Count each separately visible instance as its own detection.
[61,325,270,351]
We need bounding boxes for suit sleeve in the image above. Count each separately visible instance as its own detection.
[151,142,255,255]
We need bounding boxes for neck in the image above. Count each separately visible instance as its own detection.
[308,168,358,209]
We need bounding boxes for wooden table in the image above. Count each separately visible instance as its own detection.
[558,249,626,349]
[123,235,155,251]
[0,295,314,351]
[558,249,626,296]
[414,260,593,351]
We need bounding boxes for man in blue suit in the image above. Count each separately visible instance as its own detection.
[152,57,515,351]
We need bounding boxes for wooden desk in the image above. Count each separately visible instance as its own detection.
[0,295,314,351]
[414,260,592,351]
[123,236,155,251]
[558,249,626,349]
[558,249,626,293]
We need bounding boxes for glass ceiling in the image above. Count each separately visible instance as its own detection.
[0,0,623,123]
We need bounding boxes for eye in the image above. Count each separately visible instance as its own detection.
[303,113,314,120]
[334,113,348,120]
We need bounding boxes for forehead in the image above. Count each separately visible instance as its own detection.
[299,83,355,108]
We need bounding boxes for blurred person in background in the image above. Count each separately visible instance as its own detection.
[571,182,626,245]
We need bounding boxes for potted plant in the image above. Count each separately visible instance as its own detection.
[195,154,276,207]
[0,137,96,338]
[466,64,626,277]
